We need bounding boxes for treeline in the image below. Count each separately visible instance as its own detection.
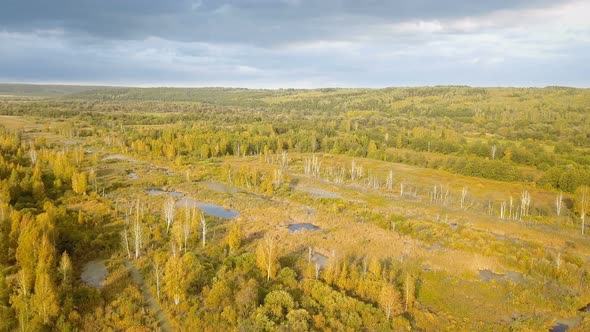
[0,83,101,97]
[118,124,588,190]
[1,86,589,192]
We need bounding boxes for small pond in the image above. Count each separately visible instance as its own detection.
[175,197,239,219]
[288,223,321,233]
[81,260,107,288]
[146,189,166,195]
[550,323,568,332]
[504,271,524,283]
[145,189,183,197]
[548,303,590,331]
[550,316,583,332]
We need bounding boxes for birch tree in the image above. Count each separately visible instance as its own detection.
[163,196,175,234]
[171,220,184,253]
[280,150,288,170]
[386,170,393,191]
[58,251,72,287]
[163,253,188,305]
[575,186,590,235]
[33,235,59,324]
[520,190,531,220]
[227,223,242,252]
[183,216,191,254]
[29,148,38,166]
[131,203,145,259]
[314,262,321,279]
[256,234,279,281]
[379,283,402,320]
[120,228,131,259]
[460,187,468,209]
[32,272,59,324]
[555,191,564,220]
[201,214,207,248]
[273,168,283,187]
[153,257,164,300]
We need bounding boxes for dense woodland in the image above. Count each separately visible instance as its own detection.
[0,85,589,331]
[1,86,588,190]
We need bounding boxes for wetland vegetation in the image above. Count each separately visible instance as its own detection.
[0,84,589,331]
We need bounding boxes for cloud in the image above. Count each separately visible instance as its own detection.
[0,0,588,87]
[0,0,564,45]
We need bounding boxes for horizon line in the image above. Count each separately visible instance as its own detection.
[1,81,588,90]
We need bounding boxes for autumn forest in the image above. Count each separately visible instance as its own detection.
[0,84,589,331]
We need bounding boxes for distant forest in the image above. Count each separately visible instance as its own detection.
[1,85,588,192]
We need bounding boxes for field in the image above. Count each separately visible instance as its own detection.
[0,85,589,331]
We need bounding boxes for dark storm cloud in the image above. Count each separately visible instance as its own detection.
[0,0,588,87]
[0,0,559,45]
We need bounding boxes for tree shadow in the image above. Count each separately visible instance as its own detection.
[243,230,265,247]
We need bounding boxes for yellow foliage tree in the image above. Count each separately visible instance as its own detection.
[71,171,87,195]
[256,234,280,281]
[379,283,402,320]
[226,223,242,252]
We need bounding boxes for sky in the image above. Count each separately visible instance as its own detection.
[1,0,589,88]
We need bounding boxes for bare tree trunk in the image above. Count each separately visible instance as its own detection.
[461,187,468,209]
[280,150,288,170]
[121,228,131,259]
[520,190,531,220]
[29,148,38,165]
[313,155,320,178]
[183,219,191,254]
[201,215,207,248]
[132,201,144,259]
[164,196,175,234]
[273,168,283,187]
[386,170,393,191]
[556,192,563,217]
[262,236,276,281]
